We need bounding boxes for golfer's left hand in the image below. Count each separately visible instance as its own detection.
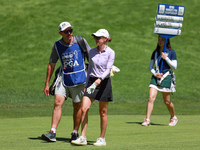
[87,83,97,94]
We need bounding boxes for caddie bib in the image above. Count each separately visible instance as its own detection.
[55,41,86,87]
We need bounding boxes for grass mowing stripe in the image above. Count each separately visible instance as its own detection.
[1,0,200,117]
[0,115,200,150]
[1,100,200,118]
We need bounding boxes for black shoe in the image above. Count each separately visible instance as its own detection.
[69,132,79,142]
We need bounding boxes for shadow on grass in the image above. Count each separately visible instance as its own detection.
[126,122,166,126]
[70,141,95,146]
[29,136,68,143]
[28,137,95,145]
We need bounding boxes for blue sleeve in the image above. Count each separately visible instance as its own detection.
[151,50,156,60]
[169,50,177,60]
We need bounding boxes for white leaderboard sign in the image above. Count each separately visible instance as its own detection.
[154,4,185,36]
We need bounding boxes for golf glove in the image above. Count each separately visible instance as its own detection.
[87,83,97,94]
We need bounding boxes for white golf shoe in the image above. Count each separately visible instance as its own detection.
[93,138,106,146]
[71,136,87,146]
[168,117,178,126]
[141,118,151,126]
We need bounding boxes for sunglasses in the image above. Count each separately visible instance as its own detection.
[63,29,73,34]
[94,36,102,40]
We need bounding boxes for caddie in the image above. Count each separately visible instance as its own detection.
[42,21,91,142]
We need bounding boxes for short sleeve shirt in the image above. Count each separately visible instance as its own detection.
[49,36,91,63]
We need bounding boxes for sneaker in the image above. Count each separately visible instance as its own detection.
[41,130,56,142]
[168,118,178,126]
[93,138,106,146]
[141,118,151,126]
[69,132,79,142]
[71,136,87,146]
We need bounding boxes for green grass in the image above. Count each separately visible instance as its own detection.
[1,99,199,118]
[0,0,200,149]
[0,0,200,117]
[0,115,200,150]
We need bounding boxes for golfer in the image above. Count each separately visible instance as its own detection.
[42,21,91,142]
[142,35,178,126]
[71,29,115,146]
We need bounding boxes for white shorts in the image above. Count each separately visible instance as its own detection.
[55,76,85,103]
[149,84,176,93]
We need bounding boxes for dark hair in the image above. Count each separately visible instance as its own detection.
[155,37,172,51]
[107,37,112,42]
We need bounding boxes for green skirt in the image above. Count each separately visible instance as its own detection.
[150,75,172,88]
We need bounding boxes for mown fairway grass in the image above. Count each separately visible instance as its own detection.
[0,115,200,150]
[0,0,200,117]
[0,0,200,149]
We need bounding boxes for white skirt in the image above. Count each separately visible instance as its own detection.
[149,84,176,93]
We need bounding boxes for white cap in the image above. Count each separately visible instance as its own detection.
[59,22,73,31]
[92,29,109,38]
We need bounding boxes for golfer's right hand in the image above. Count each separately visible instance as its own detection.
[44,85,50,96]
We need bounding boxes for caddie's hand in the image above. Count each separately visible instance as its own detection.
[86,83,97,94]
[156,73,163,79]
[161,52,167,59]
[44,85,50,96]
[84,87,87,93]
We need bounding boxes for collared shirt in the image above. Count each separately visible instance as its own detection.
[86,45,115,86]
[49,36,91,63]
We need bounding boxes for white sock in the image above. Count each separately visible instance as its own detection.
[80,136,86,139]
[51,128,56,133]
[172,116,177,119]
[73,130,78,134]
[99,137,105,140]
[146,118,150,122]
